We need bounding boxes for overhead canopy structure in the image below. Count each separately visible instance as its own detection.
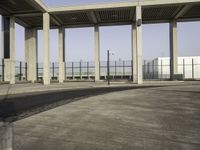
[0,0,200,28]
[0,0,200,87]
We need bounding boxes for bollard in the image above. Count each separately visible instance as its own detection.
[0,122,13,150]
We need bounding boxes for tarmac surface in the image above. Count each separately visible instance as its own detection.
[2,81,198,150]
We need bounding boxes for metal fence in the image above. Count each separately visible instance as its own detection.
[143,58,200,80]
[15,61,27,81]
[65,61,95,80]
[0,58,199,83]
[100,60,132,80]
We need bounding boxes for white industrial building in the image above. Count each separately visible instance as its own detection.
[144,56,200,79]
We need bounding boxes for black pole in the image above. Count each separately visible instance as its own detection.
[2,59,4,82]
[115,61,117,79]
[25,62,28,81]
[36,62,38,81]
[52,62,55,79]
[107,50,110,85]
[80,61,82,80]
[192,59,194,79]
[87,61,89,79]
[72,62,74,80]
[123,60,125,78]
[19,61,22,81]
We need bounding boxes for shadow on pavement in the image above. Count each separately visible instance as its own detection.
[0,86,161,122]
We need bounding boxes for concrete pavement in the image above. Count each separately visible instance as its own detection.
[11,82,200,150]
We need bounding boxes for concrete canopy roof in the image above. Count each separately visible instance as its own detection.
[0,0,200,28]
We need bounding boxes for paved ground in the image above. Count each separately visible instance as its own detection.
[10,82,200,150]
[0,81,185,96]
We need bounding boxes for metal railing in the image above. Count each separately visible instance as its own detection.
[0,58,200,83]
[143,59,200,80]
[15,61,27,81]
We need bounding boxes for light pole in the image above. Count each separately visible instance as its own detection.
[107,50,110,85]
[107,50,115,85]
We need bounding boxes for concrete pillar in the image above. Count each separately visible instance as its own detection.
[135,6,143,84]
[132,23,137,83]
[170,20,178,80]
[43,13,50,85]
[2,16,15,84]
[25,28,37,83]
[94,25,100,81]
[0,122,13,150]
[58,27,65,83]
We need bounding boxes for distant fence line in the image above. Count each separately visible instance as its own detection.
[0,59,200,82]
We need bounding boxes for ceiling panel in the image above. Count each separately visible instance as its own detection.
[143,5,180,21]
[182,5,200,18]
[95,8,133,23]
[56,12,91,25]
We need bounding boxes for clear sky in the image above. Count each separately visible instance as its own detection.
[0,0,200,62]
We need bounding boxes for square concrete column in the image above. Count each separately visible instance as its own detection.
[0,122,13,150]
[134,6,143,84]
[2,16,15,84]
[94,25,100,81]
[170,20,178,80]
[25,28,37,83]
[58,27,65,83]
[132,23,137,83]
[43,13,50,85]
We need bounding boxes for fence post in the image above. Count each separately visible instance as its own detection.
[147,63,150,79]
[143,60,146,79]
[183,59,185,79]
[87,62,89,79]
[52,62,55,79]
[2,59,4,82]
[25,62,28,81]
[64,62,66,80]
[161,59,163,80]
[192,59,194,79]
[19,61,22,81]
[115,61,117,79]
[80,61,82,80]
[152,60,154,79]
[123,61,125,78]
[72,62,74,80]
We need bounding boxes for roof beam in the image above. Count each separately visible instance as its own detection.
[15,17,31,27]
[89,11,98,24]
[14,13,42,17]
[141,0,200,6]
[49,2,137,13]
[174,5,192,19]
[0,5,12,15]
[25,0,48,12]
[50,15,62,26]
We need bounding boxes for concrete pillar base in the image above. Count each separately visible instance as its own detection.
[59,62,65,83]
[3,59,15,84]
[0,122,13,150]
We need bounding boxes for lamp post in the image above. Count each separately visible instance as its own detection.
[107,50,115,85]
[107,50,110,85]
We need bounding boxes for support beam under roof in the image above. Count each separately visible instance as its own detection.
[89,11,98,24]
[174,5,193,19]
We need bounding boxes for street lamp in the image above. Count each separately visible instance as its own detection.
[107,50,115,85]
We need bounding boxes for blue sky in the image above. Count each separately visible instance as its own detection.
[0,0,200,62]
